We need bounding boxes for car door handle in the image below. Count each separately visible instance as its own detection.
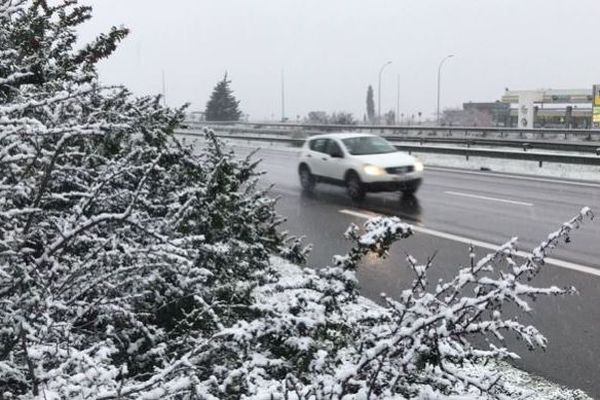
[322,157,327,161]
[307,154,312,158]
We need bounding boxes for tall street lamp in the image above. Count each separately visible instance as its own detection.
[378,61,392,123]
[436,54,454,125]
[281,69,285,122]
[396,73,400,125]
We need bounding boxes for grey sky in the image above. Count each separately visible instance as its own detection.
[79,0,600,121]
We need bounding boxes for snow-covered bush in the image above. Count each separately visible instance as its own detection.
[0,1,594,399]
[0,1,288,397]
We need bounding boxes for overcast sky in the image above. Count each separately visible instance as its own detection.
[78,0,600,121]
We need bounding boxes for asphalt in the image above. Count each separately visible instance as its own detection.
[224,142,600,397]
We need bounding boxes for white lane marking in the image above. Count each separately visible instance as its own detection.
[339,209,600,278]
[427,166,600,189]
[444,190,534,207]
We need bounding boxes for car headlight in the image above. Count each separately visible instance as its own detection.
[363,164,385,176]
[414,160,424,172]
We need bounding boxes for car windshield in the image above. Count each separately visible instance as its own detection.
[342,136,397,155]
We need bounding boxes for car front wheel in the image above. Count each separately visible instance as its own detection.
[401,179,421,196]
[346,172,365,201]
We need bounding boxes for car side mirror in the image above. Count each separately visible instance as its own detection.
[330,149,343,158]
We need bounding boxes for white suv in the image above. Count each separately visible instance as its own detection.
[298,133,424,200]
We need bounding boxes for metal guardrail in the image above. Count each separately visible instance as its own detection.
[184,120,600,140]
[182,124,600,154]
[176,129,600,167]
[385,137,600,154]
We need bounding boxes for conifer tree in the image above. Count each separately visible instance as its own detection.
[366,84,375,123]
[205,73,243,121]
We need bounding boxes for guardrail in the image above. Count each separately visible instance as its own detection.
[184,120,600,140]
[182,124,600,155]
[176,129,600,167]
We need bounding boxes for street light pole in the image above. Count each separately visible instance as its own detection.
[436,54,454,125]
[378,61,392,123]
[281,69,285,122]
[161,69,167,106]
[396,74,400,125]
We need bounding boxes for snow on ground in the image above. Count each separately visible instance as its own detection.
[269,256,593,400]
[414,152,600,182]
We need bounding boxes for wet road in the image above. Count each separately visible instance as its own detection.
[192,137,600,397]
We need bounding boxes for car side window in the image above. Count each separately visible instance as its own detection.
[309,138,329,153]
[327,140,343,157]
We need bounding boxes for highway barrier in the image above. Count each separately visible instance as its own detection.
[176,128,600,167]
[183,120,600,141]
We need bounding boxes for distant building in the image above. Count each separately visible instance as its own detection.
[451,89,595,128]
[440,102,510,127]
[500,89,593,129]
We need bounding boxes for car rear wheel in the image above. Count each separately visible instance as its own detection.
[299,165,315,192]
[346,172,365,201]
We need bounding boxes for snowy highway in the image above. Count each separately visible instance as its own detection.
[219,143,600,397]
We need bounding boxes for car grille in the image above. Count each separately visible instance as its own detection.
[385,165,414,174]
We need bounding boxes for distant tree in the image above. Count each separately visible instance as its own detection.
[366,85,375,123]
[305,111,356,125]
[384,109,396,125]
[306,111,329,124]
[205,73,242,121]
[331,111,356,125]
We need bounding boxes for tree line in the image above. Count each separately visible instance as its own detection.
[204,78,406,125]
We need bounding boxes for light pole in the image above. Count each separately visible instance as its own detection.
[378,61,392,123]
[281,69,285,122]
[161,69,167,106]
[396,73,400,125]
[436,54,454,125]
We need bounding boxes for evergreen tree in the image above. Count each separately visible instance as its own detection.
[366,84,375,123]
[205,73,243,121]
